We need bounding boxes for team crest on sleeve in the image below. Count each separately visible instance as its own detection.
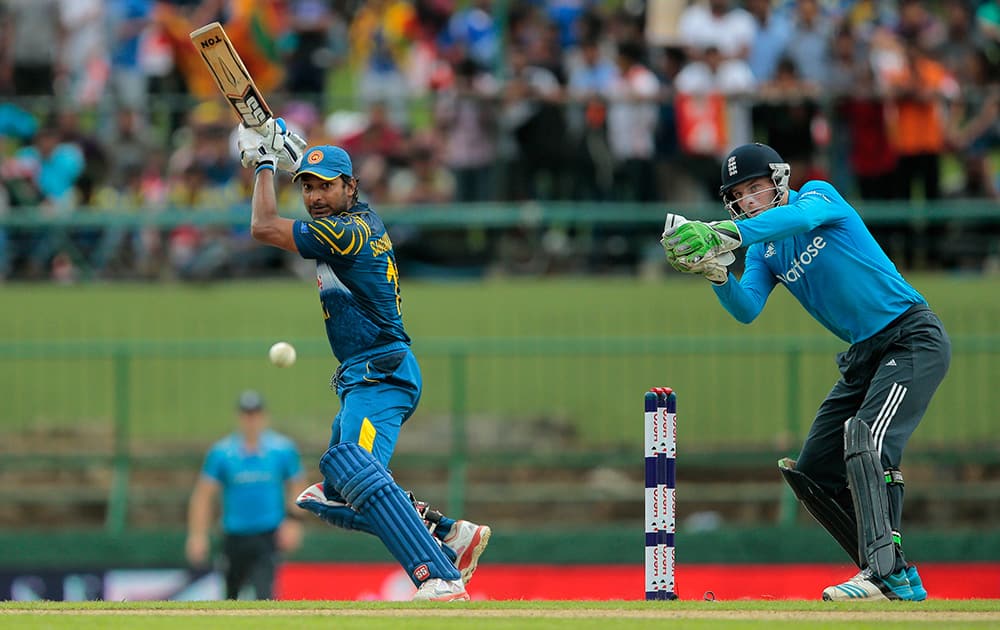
[300,223,309,233]
[764,242,776,258]
[727,156,738,177]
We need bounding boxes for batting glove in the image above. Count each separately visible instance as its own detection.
[237,118,284,170]
[274,118,307,172]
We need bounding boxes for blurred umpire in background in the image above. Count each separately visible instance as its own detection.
[186,389,305,600]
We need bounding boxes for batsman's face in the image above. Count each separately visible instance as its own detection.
[299,174,356,218]
[730,176,782,218]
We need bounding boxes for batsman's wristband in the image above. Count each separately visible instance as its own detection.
[255,162,276,175]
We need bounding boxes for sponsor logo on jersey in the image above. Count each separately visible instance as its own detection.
[777,236,827,283]
[764,242,776,258]
[799,190,832,204]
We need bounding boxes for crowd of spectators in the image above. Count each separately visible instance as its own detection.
[1,0,999,280]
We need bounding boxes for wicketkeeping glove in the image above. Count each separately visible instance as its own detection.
[661,213,735,271]
[663,219,743,266]
[664,246,731,285]
[692,257,730,285]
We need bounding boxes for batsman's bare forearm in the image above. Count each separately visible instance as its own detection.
[250,170,298,252]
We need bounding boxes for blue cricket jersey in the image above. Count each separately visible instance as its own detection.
[713,181,926,343]
[201,429,303,535]
[292,203,411,364]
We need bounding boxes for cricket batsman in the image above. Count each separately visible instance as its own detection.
[235,118,490,602]
[661,143,951,601]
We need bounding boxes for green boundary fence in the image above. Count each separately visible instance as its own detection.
[2,334,998,534]
[3,200,996,280]
[3,200,1000,228]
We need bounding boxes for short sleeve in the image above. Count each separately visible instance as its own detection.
[292,216,372,260]
[201,446,226,483]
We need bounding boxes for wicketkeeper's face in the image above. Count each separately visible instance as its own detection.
[299,174,357,218]
[728,176,783,219]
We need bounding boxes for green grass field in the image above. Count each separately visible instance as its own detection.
[1,600,999,629]
[0,275,997,451]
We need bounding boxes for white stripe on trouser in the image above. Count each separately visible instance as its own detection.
[871,382,907,456]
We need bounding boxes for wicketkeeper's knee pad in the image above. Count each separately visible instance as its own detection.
[321,442,460,586]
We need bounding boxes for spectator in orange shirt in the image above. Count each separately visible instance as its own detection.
[882,37,959,200]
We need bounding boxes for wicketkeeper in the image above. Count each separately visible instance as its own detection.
[661,142,951,601]
[234,117,490,602]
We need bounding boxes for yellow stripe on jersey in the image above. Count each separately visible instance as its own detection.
[358,417,376,453]
[307,223,337,249]
[354,216,372,240]
[309,217,365,256]
[311,218,346,242]
[337,232,358,255]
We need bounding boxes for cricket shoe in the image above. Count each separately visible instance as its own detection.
[443,520,492,585]
[822,567,913,601]
[411,578,469,602]
[296,482,342,513]
[906,564,928,601]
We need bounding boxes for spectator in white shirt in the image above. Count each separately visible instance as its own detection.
[606,41,660,201]
[677,0,758,62]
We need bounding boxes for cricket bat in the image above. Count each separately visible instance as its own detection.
[189,22,273,128]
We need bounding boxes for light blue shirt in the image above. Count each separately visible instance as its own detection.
[14,143,84,202]
[202,429,303,535]
[713,181,926,343]
[748,13,793,82]
[785,18,832,84]
[568,59,617,94]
